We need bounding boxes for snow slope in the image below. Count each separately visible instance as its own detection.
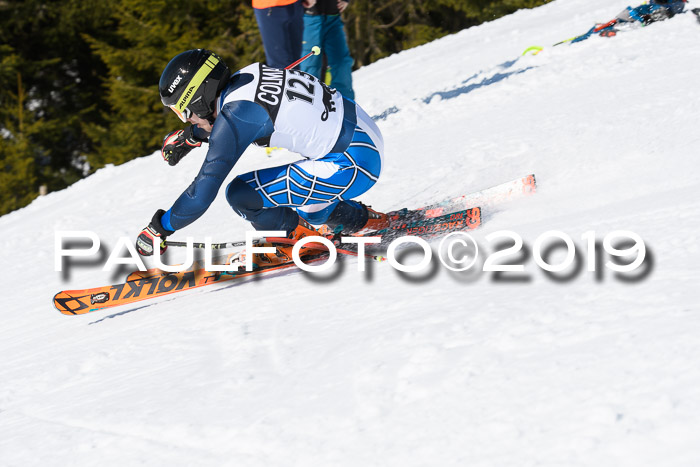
[2,0,700,465]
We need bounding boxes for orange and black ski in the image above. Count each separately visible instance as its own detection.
[53,207,483,315]
[54,174,537,315]
[53,250,330,315]
[405,173,536,218]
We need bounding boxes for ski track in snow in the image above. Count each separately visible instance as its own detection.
[2,0,700,465]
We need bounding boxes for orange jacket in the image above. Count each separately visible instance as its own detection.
[252,0,297,8]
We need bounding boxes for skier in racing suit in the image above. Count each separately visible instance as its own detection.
[136,49,386,259]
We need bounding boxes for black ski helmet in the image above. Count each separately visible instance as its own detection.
[159,49,231,122]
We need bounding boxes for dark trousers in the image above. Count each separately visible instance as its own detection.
[254,2,304,69]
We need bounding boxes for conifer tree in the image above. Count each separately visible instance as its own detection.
[0,65,37,214]
[0,0,552,217]
[84,0,264,169]
[343,0,552,67]
[0,0,115,214]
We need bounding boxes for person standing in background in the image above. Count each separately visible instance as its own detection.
[253,0,317,69]
[299,0,355,99]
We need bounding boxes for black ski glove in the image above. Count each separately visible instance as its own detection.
[161,126,207,166]
[136,209,175,256]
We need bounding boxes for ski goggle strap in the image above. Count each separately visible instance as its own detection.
[168,55,220,122]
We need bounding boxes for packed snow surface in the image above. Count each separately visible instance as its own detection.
[2,0,700,465]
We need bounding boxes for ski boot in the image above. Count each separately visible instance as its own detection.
[228,217,325,271]
[319,201,389,237]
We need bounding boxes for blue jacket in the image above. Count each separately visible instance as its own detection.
[160,71,356,232]
[161,75,275,232]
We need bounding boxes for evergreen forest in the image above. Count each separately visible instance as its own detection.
[0,0,551,216]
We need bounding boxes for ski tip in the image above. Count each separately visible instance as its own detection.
[53,291,94,315]
[522,46,543,56]
[523,173,537,193]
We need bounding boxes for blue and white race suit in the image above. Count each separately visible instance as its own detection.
[160,63,383,233]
